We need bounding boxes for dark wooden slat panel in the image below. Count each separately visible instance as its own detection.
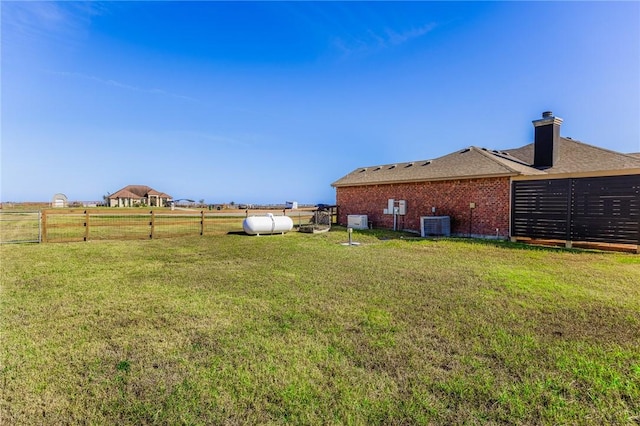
[511,179,570,239]
[570,175,640,244]
[512,175,639,245]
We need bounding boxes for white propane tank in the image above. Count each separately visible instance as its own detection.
[243,213,293,235]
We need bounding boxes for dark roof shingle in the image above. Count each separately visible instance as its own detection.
[332,138,640,187]
[503,138,640,174]
[108,185,172,199]
[333,146,542,187]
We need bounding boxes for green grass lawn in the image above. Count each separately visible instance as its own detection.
[1,229,639,424]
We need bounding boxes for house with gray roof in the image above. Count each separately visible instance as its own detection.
[332,112,640,249]
[107,185,173,207]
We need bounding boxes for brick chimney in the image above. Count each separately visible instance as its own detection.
[532,111,563,169]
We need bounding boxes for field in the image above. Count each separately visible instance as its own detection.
[1,229,639,424]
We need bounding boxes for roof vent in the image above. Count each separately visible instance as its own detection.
[422,161,431,166]
[405,163,414,168]
[460,148,470,154]
[388,165,396,170]
[542,111,553,118]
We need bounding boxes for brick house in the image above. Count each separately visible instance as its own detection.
[332,112,640,244]
[107,185,173,207]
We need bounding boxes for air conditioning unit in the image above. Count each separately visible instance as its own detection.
[421,216,450,237]
[347,215,368,230]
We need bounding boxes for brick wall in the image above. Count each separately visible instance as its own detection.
[335,177,511,238]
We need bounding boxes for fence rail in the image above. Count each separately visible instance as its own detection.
[1,208,323,243]
[0,211,40,243]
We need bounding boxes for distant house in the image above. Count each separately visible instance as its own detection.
[107,185,173,207]
[332,112,640,248]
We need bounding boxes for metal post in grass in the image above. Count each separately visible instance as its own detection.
[341,227,360,246]
[84,210,90,242]
[200,210,205,236]
[150,210,155,239]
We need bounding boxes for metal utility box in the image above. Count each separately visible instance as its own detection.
[421,216,451,237]
[398,200,406,215]
[347,215,368,230]
[384,199,406,215]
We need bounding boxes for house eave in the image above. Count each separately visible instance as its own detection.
[332,172,520,188]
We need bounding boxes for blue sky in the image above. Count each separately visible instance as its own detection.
[2,1,639,205]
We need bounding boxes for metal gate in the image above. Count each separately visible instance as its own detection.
[0,211,41,244]
[511,175,640,245]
